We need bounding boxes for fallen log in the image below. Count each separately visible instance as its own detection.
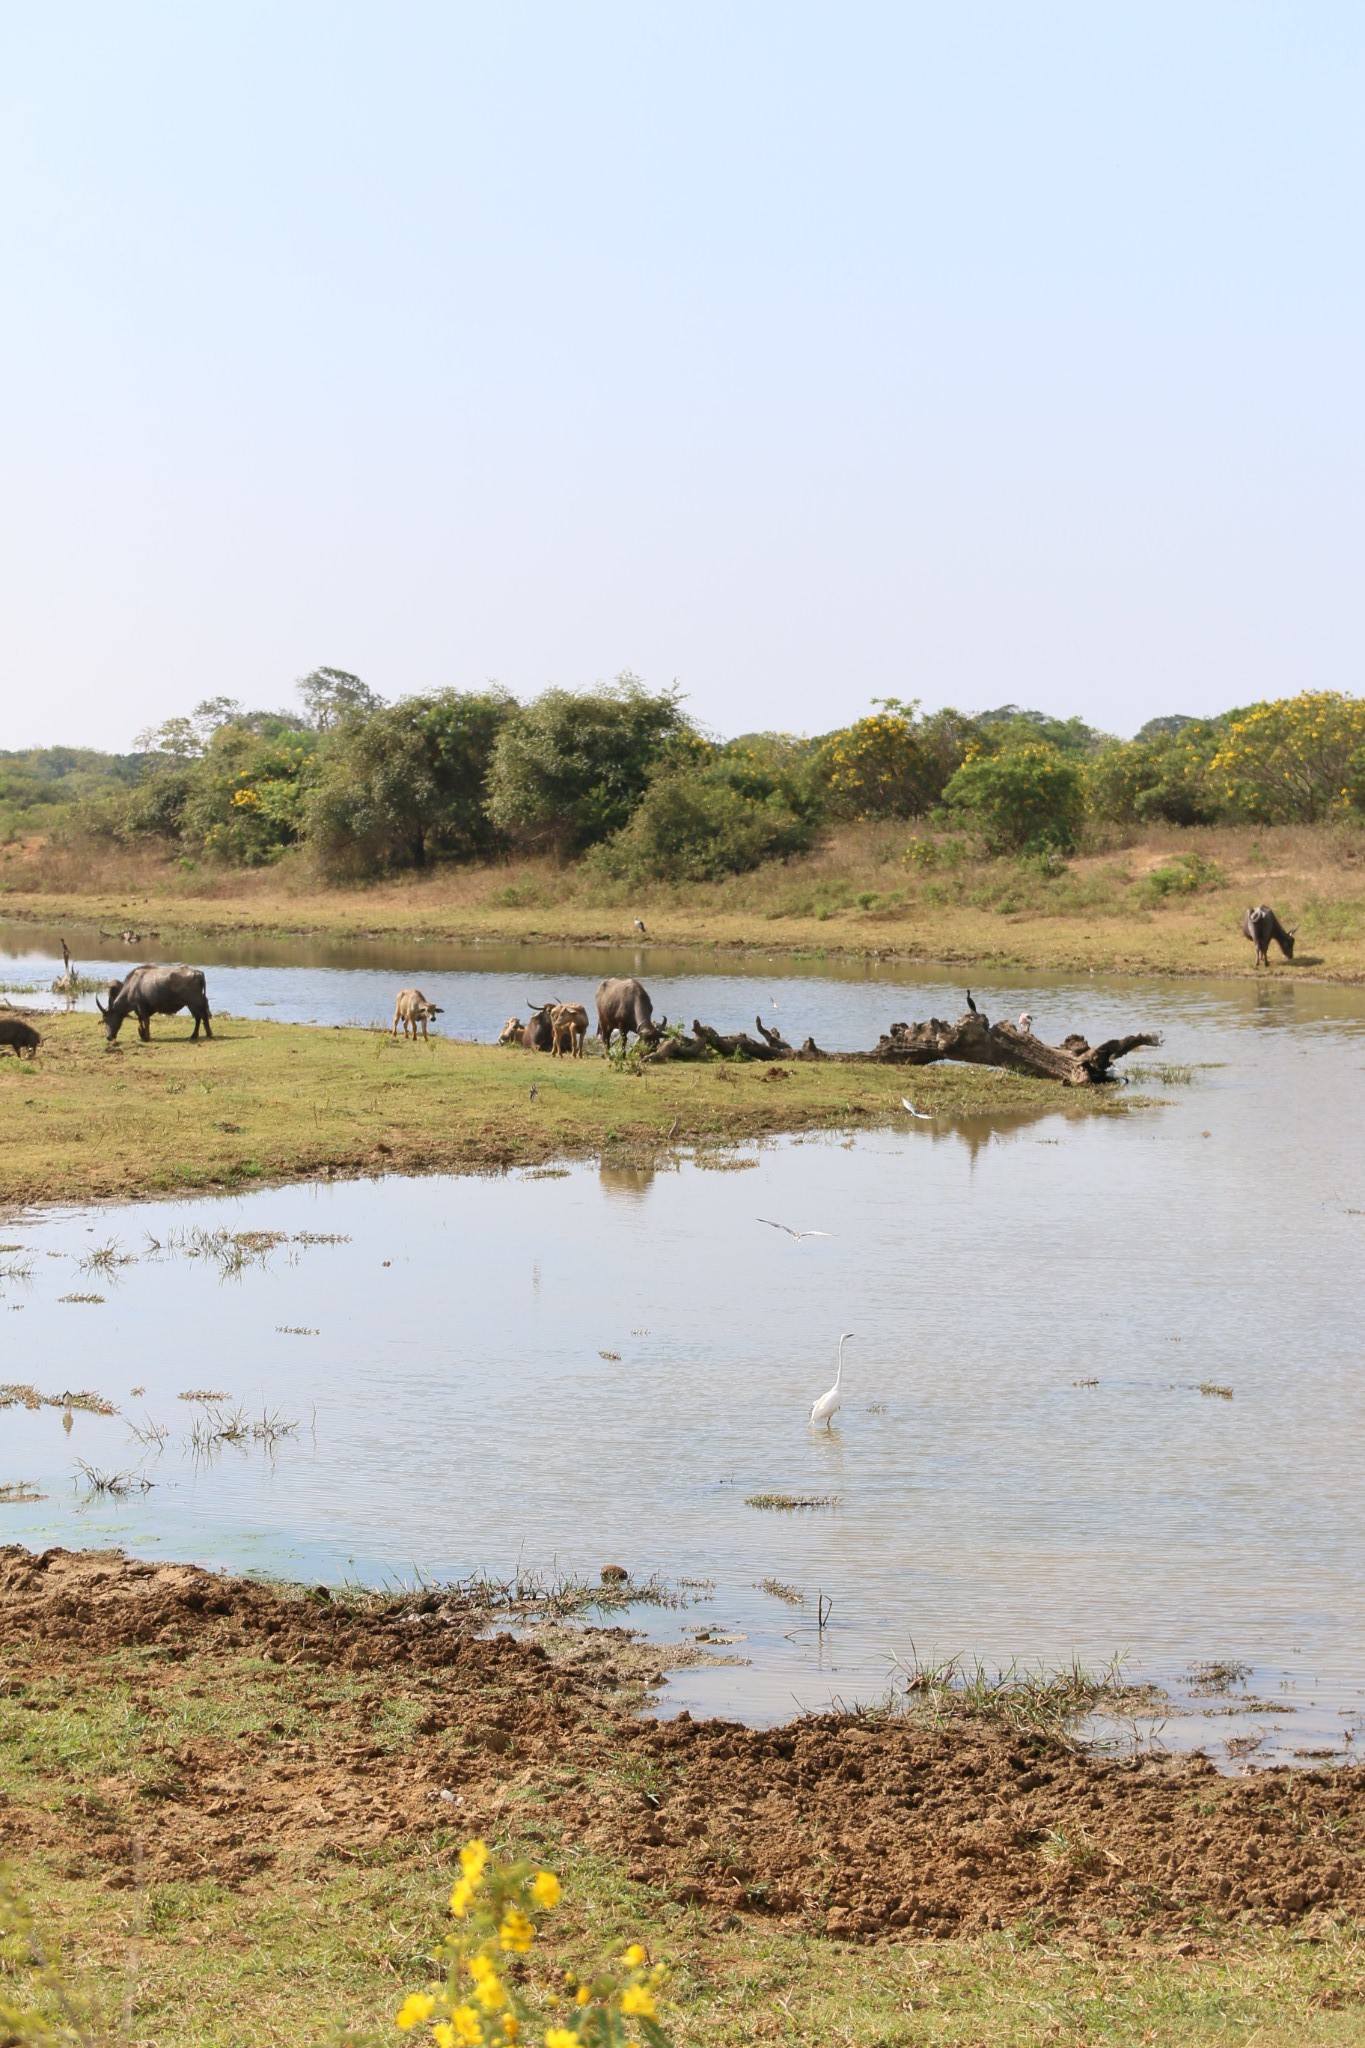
[643,1009,1159,1085]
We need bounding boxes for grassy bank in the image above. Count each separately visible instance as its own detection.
[4,820,1365,979]
[1,1550,1363,2047]
[0,1011,1074,1213]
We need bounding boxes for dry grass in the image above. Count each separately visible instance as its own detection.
[0,1010,1070,1214]
[4,818,1365,977]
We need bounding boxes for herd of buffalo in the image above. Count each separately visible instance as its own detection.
[0,906,1305,1062]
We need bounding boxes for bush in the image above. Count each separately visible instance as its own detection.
[1143,852,1225,898]
[816,700,976,819]
[943,744,1085,853]
[1208,691,1365,823]
[592,759,812,882]
[485,678,692,856]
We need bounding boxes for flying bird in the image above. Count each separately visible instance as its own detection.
[758,1218,834,1242]
[1018,1011,1033,1034]
[809,1332,853,1430]
[900,1098,933,1119]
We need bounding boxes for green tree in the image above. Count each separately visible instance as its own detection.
[815,699,977,819]
[1085,724,1223,827]
[304,689,512,874]
[296,666,384,730]
[484,677,692,855]
[178,722,317,864]
[594,749,814,882]
[944,744,1085,853]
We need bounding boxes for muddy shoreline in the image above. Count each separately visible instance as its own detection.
[2,1546,1361,1945]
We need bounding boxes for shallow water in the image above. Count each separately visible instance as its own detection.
[3,931,1365,1764]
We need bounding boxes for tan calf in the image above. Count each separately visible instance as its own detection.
[550,1002,590,1058]
[391,988,443,1040]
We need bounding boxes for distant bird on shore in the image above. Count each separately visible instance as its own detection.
[965,990,979,1014]
[900,1098,933,1119]
[810,1333,853,1429]
[529,1085,539,1103]
[634,918,647,935]
[1018,1011,1033,1034]
[759,1219,834,1243]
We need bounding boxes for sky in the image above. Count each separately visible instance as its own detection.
[2,2,1362,752]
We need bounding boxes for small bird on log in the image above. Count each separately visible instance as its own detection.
[966,990,979,1014]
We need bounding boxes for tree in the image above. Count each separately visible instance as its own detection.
[484,677,692,855]
[304,689,512,874]
[1085,724,1222,827]
[594,753,813,881]
[296,666,385,731]
[943,744,1085,853]
[816,700,976,819]
[1207,691,1365,823]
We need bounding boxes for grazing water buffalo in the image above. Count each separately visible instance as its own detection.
[391,988,443,1040]
[1243,904,1297,967]
[595,977,663,1053]
[96,965,213,1042]
[550,1002,589,1058]
[0,1015,41,1058]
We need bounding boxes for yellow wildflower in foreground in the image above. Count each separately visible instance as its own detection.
[499,1905,534,1954]
[530,1869,562,1909]
[621,1944,646,1970]
[621,1984,658,2021]
[545,2031,582,2048]
[395,1989,436,2030]
[448,2011,482,2047]
[460,1838,491,1883]
[450,1875,475,1918]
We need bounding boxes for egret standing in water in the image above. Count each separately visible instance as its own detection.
[810,1332,854,1429]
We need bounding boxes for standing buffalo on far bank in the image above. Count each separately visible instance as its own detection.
[1243,904,1297,967]
[595,977,663,1053]
[96,965,213,1042]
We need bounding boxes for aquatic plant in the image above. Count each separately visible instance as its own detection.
[73,1462,153,1497]
[744,1493,840,1512]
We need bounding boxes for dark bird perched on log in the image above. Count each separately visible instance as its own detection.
[965,990,979,1014]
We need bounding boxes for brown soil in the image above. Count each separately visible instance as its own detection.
[3,1547,1363,1943]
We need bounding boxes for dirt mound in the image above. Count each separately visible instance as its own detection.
[3,1546,1364,1941]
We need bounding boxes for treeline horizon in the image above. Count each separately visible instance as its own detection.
[4,668,1365,881]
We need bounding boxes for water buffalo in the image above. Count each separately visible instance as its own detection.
[521,999,561,1051]
[0,1015,41,1058]
[550,1002,590,1058]
[595,976,664,1053]
[391,988,443,1040]
[1243,904,1297,967]
[497,1015,524,1046]
[96,965,213,1042]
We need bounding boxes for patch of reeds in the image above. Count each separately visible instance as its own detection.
[376,1564,683,1624]
[0,1483,45,1504]
[745,1493,840,1512]
[187,1404,300,1454]
[125,1416,169,1449]
[73,1461,153,1496]
[57,1293,105,1305]
[275,1326,318,1336]
[1,1386,117,1414]
[177,1388,231,1402]
[76,1238,135,1279]
[1187,1658,1250,1695]
[0,1254,35,1284]
[1197,1381,1234,1399]
[889,1648,1156,1744]
[757,1578,805,1605]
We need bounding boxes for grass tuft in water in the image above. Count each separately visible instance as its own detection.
[73,1461,153,1496]
[890,1649,1155,1745]
[745,1493,840,1512]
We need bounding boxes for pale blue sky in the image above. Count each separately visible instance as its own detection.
[2,3,1361,750]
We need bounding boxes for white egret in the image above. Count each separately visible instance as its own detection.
[758,1218,834,1242]
[900,1098,933,1119]
[810,1333,854,1429]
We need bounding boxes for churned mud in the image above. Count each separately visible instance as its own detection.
[2,1547,1363,1945]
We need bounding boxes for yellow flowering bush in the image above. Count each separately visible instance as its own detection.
[391,1840,670,2048]
[1208,691,1365,823]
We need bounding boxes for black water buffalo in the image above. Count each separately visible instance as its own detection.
[1243,904,1297,967]
[521,999,561,1052]
[595,976,664,1053]
[96,965,213,1042]
[0,1015,41,1058]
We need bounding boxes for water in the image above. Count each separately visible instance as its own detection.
[3,924,1365,1764]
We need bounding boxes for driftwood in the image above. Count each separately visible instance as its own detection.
[643,1010,1159,1087]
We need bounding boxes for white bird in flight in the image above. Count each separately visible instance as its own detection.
[758,1218,834,1242]
[810,1332,853,1429]
[900,1097,933,1119]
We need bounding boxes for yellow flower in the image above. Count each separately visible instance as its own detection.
[460,1839,490,1883]
[450,1876,475,1918]
[449,2006,483,2046]
[396,1991,436,2030]
[433,2027,457,2048]
[545,2032,582,2048]
[621,1944,646,1969]
[530,1869,562,1909]
[502,2021,520,2043]
[498,1906,534,1953]
[575,1984,591,2006]
[620,1984,658,2020]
